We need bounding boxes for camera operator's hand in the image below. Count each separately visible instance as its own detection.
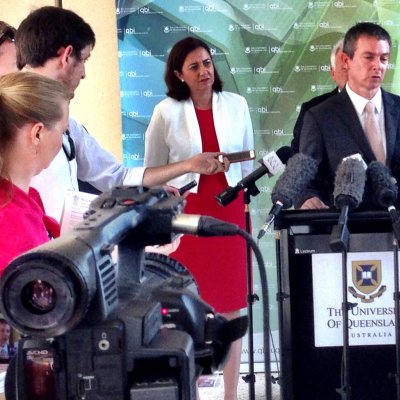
[145,235,181,255]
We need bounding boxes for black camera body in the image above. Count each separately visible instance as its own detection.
[15,301,196,400]
[0,186,247,400]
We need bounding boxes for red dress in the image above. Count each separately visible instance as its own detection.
[171,108,247,313]
[0,180,60,275]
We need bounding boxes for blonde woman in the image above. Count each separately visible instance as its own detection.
[0,71,70,272]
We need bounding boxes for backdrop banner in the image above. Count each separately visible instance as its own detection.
[115,0,400,371]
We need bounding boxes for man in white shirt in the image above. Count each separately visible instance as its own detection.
[291,38,347,153]
[16,7,227,221]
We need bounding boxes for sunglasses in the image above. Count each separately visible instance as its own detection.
[0,28,15,47]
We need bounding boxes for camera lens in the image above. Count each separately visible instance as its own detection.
[22,280,57,314]
[0,249,95,338]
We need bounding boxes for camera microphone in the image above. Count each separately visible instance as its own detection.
[215,146,294,207]
[257,153,318,239]
[172,214,239,237]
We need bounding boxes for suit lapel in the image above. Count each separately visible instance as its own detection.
[382,90,399,164]
[335,89,376,161]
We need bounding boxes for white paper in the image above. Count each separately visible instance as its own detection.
[60,190,97,235]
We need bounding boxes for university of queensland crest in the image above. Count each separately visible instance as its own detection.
[348,260,386,303]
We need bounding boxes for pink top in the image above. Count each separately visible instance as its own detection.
[0,179,60,275]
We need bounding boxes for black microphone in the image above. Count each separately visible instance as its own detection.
[366,161,398,208]
[366,161,400,240]
[215,146,294,206]
[330,154,366,251]
[257,153,318,239]
[333,156,366,211]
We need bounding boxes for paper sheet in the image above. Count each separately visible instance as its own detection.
[60,190,97,235]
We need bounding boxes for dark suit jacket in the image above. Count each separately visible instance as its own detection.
[291,88,339,153]
[299,88,400,207]
[0,343,17,362]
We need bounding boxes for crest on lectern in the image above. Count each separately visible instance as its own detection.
[348,260,386,303]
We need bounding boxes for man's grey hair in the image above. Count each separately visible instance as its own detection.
[330,39,344,68]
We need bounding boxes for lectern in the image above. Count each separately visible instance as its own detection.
[275,209,397,400]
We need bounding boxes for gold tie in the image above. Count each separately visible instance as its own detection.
[364,101,385,163]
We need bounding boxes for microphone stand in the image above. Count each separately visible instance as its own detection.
[215,180,262,400]
[330,205,354,400]
[388,207,400,400]
[243,186,258,400]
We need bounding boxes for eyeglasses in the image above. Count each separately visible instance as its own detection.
[0,28,15,47]
[62,130,76,161]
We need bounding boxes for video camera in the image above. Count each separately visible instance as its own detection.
[0,186,248,400]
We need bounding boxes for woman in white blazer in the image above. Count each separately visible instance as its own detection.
[144,36,254,400]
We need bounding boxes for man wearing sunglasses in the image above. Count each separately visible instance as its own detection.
[16,7,227,222]
[0,22,17,76]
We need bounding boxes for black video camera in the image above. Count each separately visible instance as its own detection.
[0,186,247,400]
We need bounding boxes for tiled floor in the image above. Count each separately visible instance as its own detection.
[198,372,281,400]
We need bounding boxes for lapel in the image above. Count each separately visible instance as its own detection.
[182,92,229,153]
[334,89,376,161]
[212,92,229,152]
[382,90,399,165]
[183,98,203,152]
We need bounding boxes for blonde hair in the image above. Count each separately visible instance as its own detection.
[0,71,70,178]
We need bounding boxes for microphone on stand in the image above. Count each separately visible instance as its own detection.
[215,146,294,207]
[257,153,318,239]
[366,161,400,240]
[330,154,367,252]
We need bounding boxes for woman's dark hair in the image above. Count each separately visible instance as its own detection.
[165,36,223,100]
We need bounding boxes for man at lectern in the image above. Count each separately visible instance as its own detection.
[298,22,400,210]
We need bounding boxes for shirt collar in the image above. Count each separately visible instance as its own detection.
[345,84,382,116]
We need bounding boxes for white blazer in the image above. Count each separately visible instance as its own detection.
[144,91,254,192]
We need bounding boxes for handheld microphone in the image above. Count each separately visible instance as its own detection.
[257,153,318,239]
[366,161,400,240]
[330,155,366,251]
[215,146,294,207]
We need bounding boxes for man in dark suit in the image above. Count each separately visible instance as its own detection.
[291,39,347,153]
[0,318,16,361]
[299,22,400,209]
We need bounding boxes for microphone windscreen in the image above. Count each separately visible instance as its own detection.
[276,146,294,165]
[271,153,318,208]
[333,157,366,210]
[366,161,398,208]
